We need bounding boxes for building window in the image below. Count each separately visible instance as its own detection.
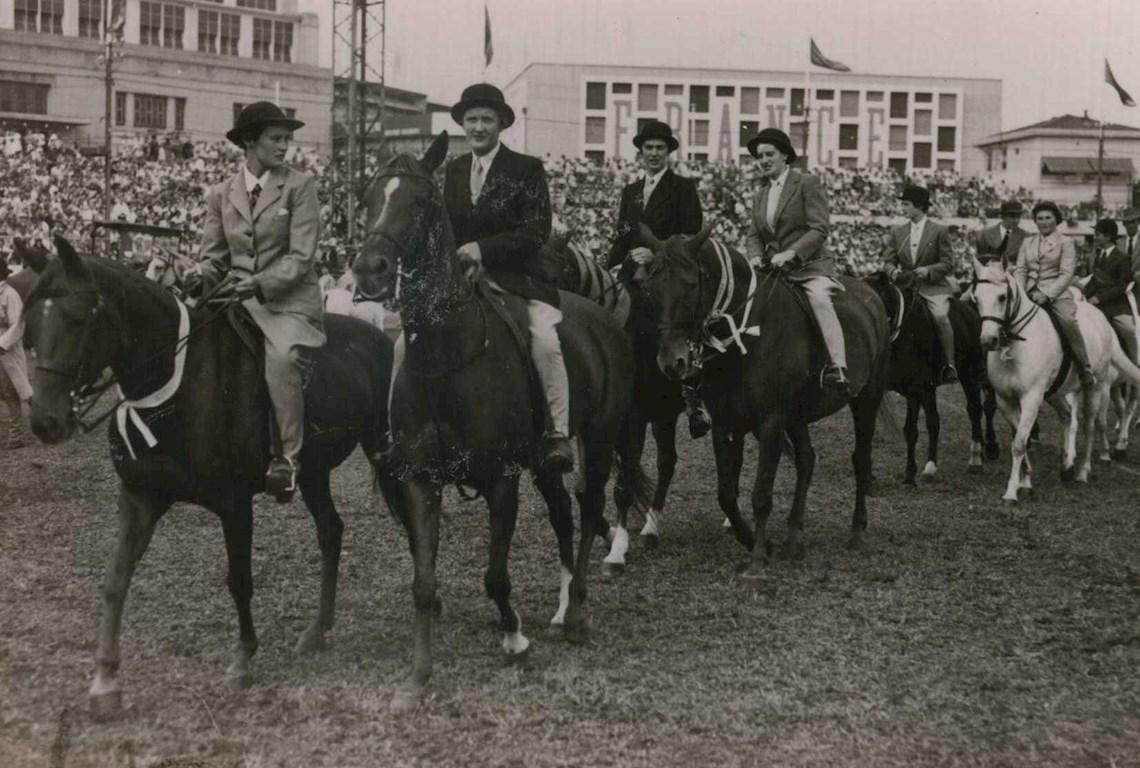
[867,91,884,102]
[790,89,805,116]
[890,92,908,118]
[915,92,932,103]
[937,126,956,152]
[174,97,186,131]
[252,18,272,59]
[692,119,709,146]
[689,152,708,162]
[664,84,683,95]
[0,80,49,114]
[790,121,807,152]
[636,117,654,134]
[739,120,759,148]
[237,0,276,9]
[115,91,126,125]
[888,157,907,174]
[839,124,859,151]
[15,0,64,34]
[198,10,219,53]
[141,2,184,48]
[78,0,104,39]
[140,2,161,45]
[585,116,605,144]
[638,84,657,112]
[915,109,932,135]
[889,125,907,151]
[219,13,240,56]
[840,91,859,117]
[273,20,293,62]
[913,142,932,169]
[740,87,760,115]
[163,4,185,49]
[689,86,709,113]
[611,83,632,94]
[584,150,605,164]
[715,85,735,97]
[939,93,957,119]
[585,82,606,110]
[815,89,834,100]
[937,159,956,171]
[766,87,785,99]
[838,157,858,169]
[134,94,167,129]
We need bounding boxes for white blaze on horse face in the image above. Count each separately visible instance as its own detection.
[550,566,573,626]
[378,176,401,229]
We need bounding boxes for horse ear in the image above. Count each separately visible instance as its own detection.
[53,235,86,277]
[683,224,712,254]
[421,131,449,174]
[638,223,663,252]
[971,255,986,275]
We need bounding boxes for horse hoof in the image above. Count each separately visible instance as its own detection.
[967,464,983,475]
[89,689,123,721]
[1002,497,1018,507]
[1111,449,1128,461]
[739,564,767,581]
[224,667,253,690]
[640,533,659,551]
[601,560,625,578]
[390,681,425,714]
[562,620,589,646]
[779,541,806,561]
[294,626,328,656]
[903,475,917,487]
[984,444,1001,461]
[433,596,444,619]
[845,531,865,552]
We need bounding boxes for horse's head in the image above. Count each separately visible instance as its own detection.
[27,237,118,443]
[354,131,451,304]
[971,256,1012,351]
[639,223,713,380]
[13,238,51,273]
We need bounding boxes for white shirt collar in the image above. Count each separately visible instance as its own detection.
[770,167,790,188]
[643,167,667,186]
[472,142,502,173]
[244,166,270,193]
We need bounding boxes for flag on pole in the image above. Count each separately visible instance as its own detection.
[810,38,850,72]
[1105,59,1136,107]
[484,4,494,67]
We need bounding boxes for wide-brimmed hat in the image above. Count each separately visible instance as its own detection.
[226,101,304,148]
[1121,207,1140,222]
[1094,219,1119,239]
[899,185,931,209]
[450,83,515,128]
[747,128,796,161]
[633,120,679,152]
[999,200,1023,217]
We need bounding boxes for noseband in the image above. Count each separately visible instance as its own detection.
[973,273,1038,345]
[360,171,433,302]
[34,289,114,429]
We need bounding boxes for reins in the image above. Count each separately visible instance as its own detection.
[974,272,1039,345]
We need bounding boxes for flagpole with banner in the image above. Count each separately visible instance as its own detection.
[483,3,493,79]
[1101,59,1137,213]
[807,38,851,173]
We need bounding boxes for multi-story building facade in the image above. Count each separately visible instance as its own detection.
[502,62,1002,178]
[0,0,329,149]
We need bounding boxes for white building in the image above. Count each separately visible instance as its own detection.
[976,114,1139,208]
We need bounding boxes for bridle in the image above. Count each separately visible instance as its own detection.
[973,271,1038,345]
[358,170,433,303]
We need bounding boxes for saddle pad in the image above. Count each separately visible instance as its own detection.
[477,281,546,437]
[1042,307,1073,399]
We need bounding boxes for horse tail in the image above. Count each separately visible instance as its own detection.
[1111,341,1140,387]
[876,391,905,442]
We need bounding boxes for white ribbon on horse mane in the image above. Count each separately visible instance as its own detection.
[115,299,190,460]
[702,238,760,355]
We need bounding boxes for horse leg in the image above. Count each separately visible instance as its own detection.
[982,379,1001,460]
[999,392,1038,503]
[712,425,754,550]
[605,411,647,568]
[903,395,920,485]
[219,495,258,690]
[922,388,940,479]
[780,422,814,561]
[1056,393,1078,482]
[641,416,678,549]
[742,416,785,580]
[564,440,614,644]
[533,471,575,621]
[484,474,529,658]
[391,479,441,714]
[963,375,985,473]
[849,395,881,550]
[89,485,169,720]
[1077,385,1107,482]
[295,469,343,655]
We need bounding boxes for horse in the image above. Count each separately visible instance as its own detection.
[27,236,393,719]
[352,132,647,712]
[8,237,51,303]
[865,272,999,484]
[546,233,690,573]
[640,228,891,578]
[970,257,1140,502]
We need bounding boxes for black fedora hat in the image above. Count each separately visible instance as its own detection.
[450,83,515,128]
[899,185,931,209]
[746,128,796,161]
[633,120,679,152]
[999,200,1023,217]
[1094,219,1119,239]
[226,101,304,148]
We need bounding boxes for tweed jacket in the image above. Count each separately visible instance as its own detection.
[607,169,703,270]
[1083,245,1134,318]
[199,164,325,344]
[882,218,956,296]
[744,169,835,279]
[1014,230,1076,302]
[973,223,1028,265]
[443,144,555,306]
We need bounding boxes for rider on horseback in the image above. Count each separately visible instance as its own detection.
[1014,201,1095,387]
[192,102,326,499]
[1083,218,1138,361]
[744,128,848,393]
[883,186,959,385]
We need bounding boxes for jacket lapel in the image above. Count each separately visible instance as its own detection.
[915,221,935,264]
[252,166,286,223]
[772,170,797,228]
[473,146,508,214]
[228,172,252,224]
[450,154,474,217]
[643,170,675,216]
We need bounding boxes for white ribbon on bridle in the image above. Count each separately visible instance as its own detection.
[702,238,760,355]
[115,299,190,460]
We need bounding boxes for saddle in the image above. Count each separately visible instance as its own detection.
[475,280,548,437]
[1039,304,1074,398]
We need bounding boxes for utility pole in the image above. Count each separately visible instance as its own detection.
[1095,119,1106,217]
[102,0,115,221]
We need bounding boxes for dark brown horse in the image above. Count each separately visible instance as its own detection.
[865,272,1000,484]
[28,237,392,719]
[353,133,644,711]
[641,229,891,578]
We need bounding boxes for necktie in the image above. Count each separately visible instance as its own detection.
[765,180,781,226]
[249,182,261,212]
[471,160,484,203]
[643,178,654,208]
[1130,235,1136,256]
[999,230,1009,257]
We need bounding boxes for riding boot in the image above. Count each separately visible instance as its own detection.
[804,278,850,396]
[1062,317,1096,387]
[934,314,958,384]
[681,379,711,438]
[5,400,29,449]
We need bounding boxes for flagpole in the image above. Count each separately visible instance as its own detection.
[1096,119,1105,217]
[102,0,113,221]
[804,67,811,170]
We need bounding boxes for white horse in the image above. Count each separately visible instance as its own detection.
[971,257,1140,503]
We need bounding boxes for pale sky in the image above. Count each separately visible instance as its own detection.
[302,0,1140,132]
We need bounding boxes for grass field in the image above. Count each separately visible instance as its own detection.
[2,388,1139,767]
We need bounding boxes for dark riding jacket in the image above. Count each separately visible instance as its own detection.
[607,169,703,272]
[1084,245,1134,318]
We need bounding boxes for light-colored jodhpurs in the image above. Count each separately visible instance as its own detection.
[799,276,847,369]
[920,292,955,366]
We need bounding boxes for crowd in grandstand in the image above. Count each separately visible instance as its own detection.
[0,128,1108,282]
